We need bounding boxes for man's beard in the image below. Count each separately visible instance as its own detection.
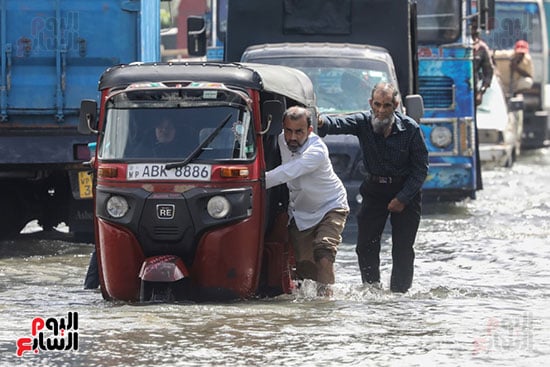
[287,140,302,153]
[372,117,393,134]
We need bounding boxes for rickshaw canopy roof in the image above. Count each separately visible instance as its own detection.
[98,62,316,108]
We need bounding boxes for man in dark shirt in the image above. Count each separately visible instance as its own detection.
[318,82,428,292]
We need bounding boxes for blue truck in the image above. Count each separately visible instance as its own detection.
[0,0,163,240]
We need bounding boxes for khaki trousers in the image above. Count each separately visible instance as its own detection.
[288,208,348,281]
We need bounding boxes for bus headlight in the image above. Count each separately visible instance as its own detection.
[430,126,453,148]
[106,195,129,218]
[207,196,231,219]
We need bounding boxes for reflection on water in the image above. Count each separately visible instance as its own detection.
[1,149,550,366]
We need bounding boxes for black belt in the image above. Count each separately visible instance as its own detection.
[366,174,404,184]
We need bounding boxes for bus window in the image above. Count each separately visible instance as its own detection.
[417,1,461,44]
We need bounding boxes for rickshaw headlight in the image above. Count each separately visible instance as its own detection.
[430,126,453,148]
[106,195,129,218]
[207,196,231,219]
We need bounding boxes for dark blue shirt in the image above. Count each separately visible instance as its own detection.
[318,110,429,204]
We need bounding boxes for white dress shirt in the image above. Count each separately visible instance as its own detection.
[266,132,349,231]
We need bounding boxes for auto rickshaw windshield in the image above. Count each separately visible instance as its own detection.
[98,91,255,161]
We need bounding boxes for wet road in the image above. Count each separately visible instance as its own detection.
[1,148,549,366]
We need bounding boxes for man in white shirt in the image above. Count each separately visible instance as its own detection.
[266,106,349,296]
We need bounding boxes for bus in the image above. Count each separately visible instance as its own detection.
[416,0,492,201]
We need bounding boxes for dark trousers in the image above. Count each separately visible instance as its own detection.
[356,180,421,292]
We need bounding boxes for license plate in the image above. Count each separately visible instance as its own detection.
[127,163,212,181]
[78,171,93,199]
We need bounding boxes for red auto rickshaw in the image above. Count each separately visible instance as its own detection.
[79,62,316,302]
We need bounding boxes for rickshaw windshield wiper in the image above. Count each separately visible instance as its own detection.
[165,114,233,170]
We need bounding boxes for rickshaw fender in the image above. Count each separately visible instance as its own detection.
[139,255,189,282]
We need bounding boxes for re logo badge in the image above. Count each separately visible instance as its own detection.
[156,204,175,219]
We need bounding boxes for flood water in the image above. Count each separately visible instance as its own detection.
[1,149,549,366]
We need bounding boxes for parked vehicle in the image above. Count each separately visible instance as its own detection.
[79,62,316,302]
[477,76,524,167]
[0,0,163,240]
[486,0,550,149]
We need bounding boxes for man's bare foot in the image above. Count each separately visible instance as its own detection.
[316,257,335,297]
[316,257,335,284]
[317,283,333,297]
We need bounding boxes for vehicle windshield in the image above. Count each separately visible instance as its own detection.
[98,87,254,161]
[484,2,543,52]
[255,57,394,113]
[416,1,461,45]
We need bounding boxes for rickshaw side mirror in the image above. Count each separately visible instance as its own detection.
[78,99,98,134]
[262,100,284,136]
